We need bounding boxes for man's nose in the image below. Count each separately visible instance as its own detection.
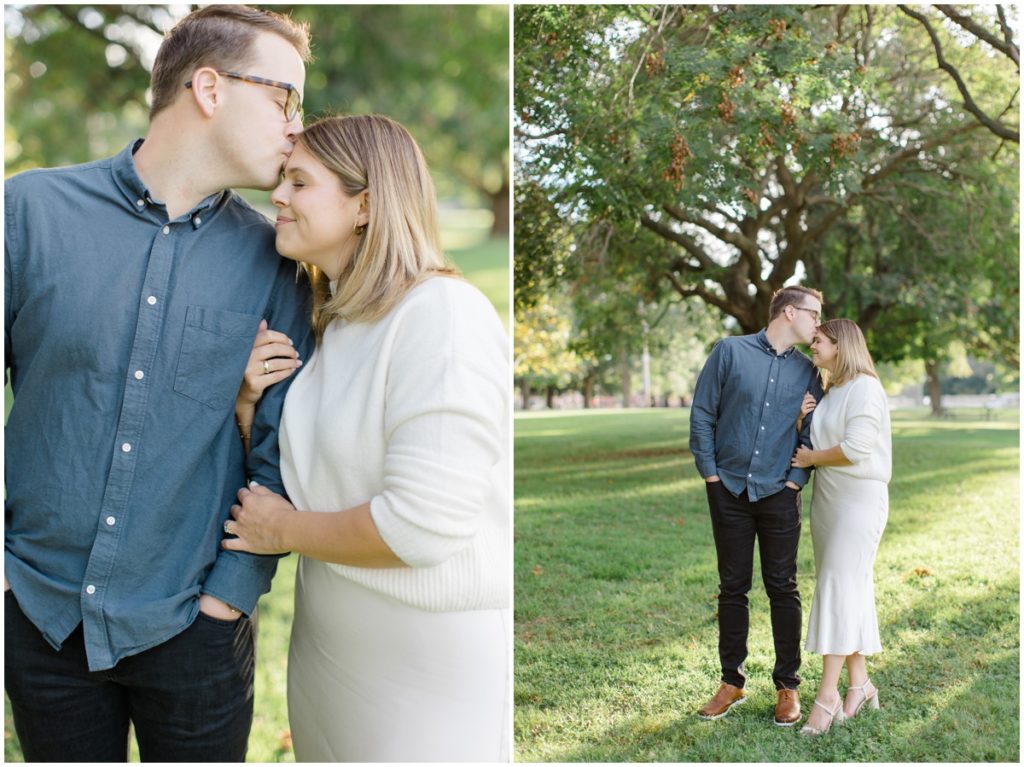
[285,114,304,141]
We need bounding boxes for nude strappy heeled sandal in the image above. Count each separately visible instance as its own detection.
[799,696,846,736]
[845,679,880,718]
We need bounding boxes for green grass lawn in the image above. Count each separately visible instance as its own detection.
[3,233,507,763]
[448,234,509,332]
[514,408,1019,762]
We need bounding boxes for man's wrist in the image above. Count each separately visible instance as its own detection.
[199,592,243,620]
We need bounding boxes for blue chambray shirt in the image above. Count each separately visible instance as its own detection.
[689,330,823,501]
[5,140,313,671]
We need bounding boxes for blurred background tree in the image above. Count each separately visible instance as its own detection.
[5,4,509,234]
[515,4,1018,413]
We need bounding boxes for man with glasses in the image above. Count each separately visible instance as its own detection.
[690,286,825,727]
[5,6,313,761]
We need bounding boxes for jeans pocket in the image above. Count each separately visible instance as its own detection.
[173,306,260,410]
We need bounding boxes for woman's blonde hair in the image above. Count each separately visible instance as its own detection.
[297,114,459,338]
[817,319,879,391]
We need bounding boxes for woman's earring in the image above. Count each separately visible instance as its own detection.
[353,221,367,236]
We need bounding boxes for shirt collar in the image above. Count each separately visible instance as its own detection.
[756,328,794,358]
[111,139,225,222]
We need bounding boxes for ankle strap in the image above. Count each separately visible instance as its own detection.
[848,680,873,691]
[813,698,840,715]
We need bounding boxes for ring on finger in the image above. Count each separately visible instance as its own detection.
[262,360,271,375]
[223,520,234,535]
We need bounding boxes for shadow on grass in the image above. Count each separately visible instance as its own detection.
[515,417,1019,762]
[516,574,1019,763]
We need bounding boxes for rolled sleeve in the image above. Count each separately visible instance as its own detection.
[371,352,505,569]
[201,551,279,616]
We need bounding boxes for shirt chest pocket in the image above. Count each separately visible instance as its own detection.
[778,382,809,416]
[174,306,260,410]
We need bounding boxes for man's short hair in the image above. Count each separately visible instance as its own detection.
[149,4,312,119]
[768,285,824,321]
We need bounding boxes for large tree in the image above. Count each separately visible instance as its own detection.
[515,4,1019,348]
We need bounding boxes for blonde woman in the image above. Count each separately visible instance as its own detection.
[225,115,509,761]
[791,319,891,735]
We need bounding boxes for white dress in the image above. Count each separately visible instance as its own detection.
[804,374,892,656]
[278,277,511,761]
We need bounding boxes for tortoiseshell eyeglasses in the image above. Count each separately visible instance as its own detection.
[185,70,303,122]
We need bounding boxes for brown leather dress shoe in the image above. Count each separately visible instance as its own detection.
[774,688,801,726]
[697,682,746,720]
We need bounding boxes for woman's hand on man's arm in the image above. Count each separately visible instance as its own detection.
[236,319,302,409]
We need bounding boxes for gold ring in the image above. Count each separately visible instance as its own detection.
[262,360,271,375]
[223,520,233,535]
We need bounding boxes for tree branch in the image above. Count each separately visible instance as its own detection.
[898,4,1019,142]
[863,122,984,189]
[112,5,167,37]
[49,6,117,48]
[996,5,1017,63]
[935,4,1019,65]
[640,213,717,270]
[662,203,760,255]
[515,125,567,141]
[663,272,736,317]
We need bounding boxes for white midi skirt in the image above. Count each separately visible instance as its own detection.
[287,557,510,762]
[804,471,888,656]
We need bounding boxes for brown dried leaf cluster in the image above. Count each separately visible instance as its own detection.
[662,131,694,191]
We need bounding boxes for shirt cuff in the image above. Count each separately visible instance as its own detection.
[202,550,280,616]
[786,467,810,488]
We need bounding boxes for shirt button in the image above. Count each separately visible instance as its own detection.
[766,402,770,406]
[147,295,157,306]
[121,443,132,453]
[748,473,752,478]
[755,450,760,454]
[85,585,96,595]
[106,516,116,526]
[770,378,775,382]
[136,199,144,207]
[761,426,765,430]
[194,217,202,226]
[162,225,170,235]
[134,370,144,380]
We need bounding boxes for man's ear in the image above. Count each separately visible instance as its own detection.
[188,67,220,118]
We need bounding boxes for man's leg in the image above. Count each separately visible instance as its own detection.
[120,612,255,762]
[755,487,802,690]
[706,483,757,688]
[4,592,131,762]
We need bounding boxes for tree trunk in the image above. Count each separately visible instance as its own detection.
[520,379,531,410]
[925,359,944,416]
[489,183,509,237]
[545,384,556,409]
[619,345,632,408]
[582,374,594,408]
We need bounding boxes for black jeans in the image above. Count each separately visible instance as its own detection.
[4,590,255,762]
[706,481,802,690]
